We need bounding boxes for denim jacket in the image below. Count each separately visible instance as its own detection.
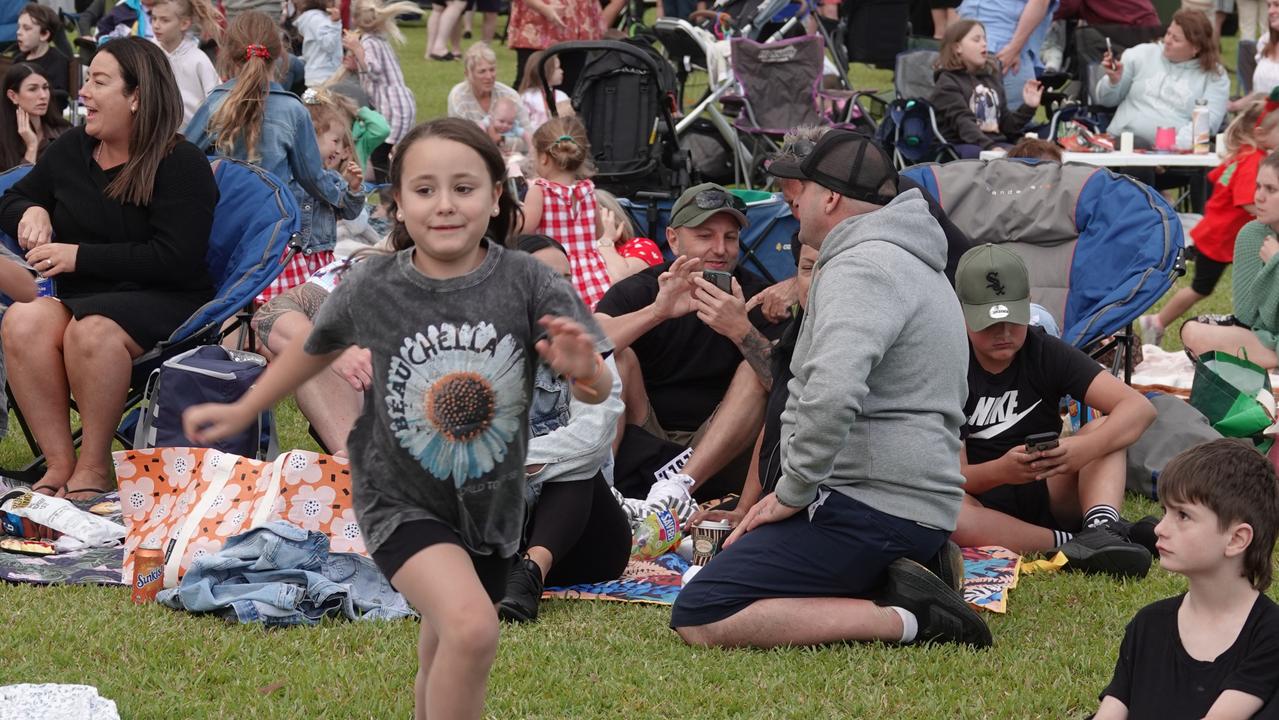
[524,355,623,502]
[156,521,414,626]
[184,80,364,254]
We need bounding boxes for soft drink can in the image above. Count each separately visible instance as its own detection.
[131,548,164,604]
[691,519,732,566]
[34,275,55,298]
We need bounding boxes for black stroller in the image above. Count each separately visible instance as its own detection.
[539,40,695,201]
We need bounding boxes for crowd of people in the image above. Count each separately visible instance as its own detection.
[0,1,1277,719]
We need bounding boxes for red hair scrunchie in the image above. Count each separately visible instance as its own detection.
[245,44,271,61]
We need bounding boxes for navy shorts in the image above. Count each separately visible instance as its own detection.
[670,490,948,628]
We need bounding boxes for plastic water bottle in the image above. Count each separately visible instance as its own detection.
[630,508,682,559]
[1192,99,1211,154]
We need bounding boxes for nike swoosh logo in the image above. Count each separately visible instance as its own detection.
[968,400,1042,440]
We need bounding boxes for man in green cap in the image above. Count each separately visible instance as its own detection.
[594,182,784,502]
[953,243,1157,578]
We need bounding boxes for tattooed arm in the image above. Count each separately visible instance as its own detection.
[251,282,333,355]
[737,327,774,391]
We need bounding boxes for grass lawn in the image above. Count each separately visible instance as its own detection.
[1,23,1275,720]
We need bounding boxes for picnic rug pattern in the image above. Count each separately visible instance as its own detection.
[0,493,126,586]
[543,545,1024,613]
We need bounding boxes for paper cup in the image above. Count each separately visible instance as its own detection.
[692,519,733,565]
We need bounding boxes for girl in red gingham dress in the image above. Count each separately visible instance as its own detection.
[519,117,611,308]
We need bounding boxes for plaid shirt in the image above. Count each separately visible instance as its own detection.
[534,178,610,309]
[358,34,415,145]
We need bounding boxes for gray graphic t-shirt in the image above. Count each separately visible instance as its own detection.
[304,242,610,557]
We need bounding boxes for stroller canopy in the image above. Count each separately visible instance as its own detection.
[902,159,1183,349]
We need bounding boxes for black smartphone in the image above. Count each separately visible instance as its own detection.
[703,269,733,293]
[1025,432,1060,453]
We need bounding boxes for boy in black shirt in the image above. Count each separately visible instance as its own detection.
[1095,439,1279,720]
[952,244,1156,577]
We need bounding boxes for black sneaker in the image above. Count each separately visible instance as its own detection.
[497,557,544,623]
[879,558,992,648]
[1059,523,1152,578]
[1122,515,1160,558]
[922,540,964,593]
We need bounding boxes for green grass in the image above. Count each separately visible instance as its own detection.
[0,24,1271,720]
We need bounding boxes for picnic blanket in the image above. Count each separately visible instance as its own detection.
[960,546,1021,614]
[543,546,1025,613]
[1133,344,1279,399]
[0,492,126,586]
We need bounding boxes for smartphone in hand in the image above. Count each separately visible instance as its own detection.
[703,269,733,293]
[1025,432,1060,453]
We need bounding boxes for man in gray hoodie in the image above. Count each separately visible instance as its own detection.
[671,131,990,648]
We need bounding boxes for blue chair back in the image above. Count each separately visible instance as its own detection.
[162,158,299,347]
[0,164,33,258]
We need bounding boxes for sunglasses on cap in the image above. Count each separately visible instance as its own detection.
[763,138,816,170]
[692,189,747,211]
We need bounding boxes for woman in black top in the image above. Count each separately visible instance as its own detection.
[0,63,70,171]
[0,37,218,499]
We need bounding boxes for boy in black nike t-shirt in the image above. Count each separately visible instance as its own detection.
[952,245,1156,578]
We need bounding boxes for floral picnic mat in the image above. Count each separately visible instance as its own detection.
[961,545,1021,614]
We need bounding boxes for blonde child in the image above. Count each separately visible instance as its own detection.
[517,49,573,130]
[1094,439,1279,719]
[150,0,223,129]
[342,0,423,183]
[520,116,611,308]
[1139,99,1279,346]
[301,89,382,256]
[594,188,664,282]
[186,11,365,303]
[293,0,343,87]
[183,117,613,720]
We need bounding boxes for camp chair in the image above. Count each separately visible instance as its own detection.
[729,35,878,171]
[877,50,957,168]
[902,158,1184,381]
[0,158,300,480]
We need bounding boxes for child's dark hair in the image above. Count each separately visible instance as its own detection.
[1007,138,1063,162]
[532,116,593,178]
[388,118,522,251]
[1159,438,1279,590]
[19,4,59,42]
[516,234,567,257]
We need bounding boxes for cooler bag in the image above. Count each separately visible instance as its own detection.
[133,345,278,460]
[116,448,364,588]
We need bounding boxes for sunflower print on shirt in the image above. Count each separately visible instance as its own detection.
[385,322,528,487]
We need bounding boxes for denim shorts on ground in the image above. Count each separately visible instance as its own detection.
[669,490,948,628]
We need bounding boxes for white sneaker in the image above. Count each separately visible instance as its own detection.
[645,473,694,507]
[1137,315,1164,347]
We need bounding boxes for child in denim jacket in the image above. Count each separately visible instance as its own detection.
[185,10,364,303]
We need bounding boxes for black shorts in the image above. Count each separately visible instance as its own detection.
[371,519,514,603]
[976,481,1077,533]
[465,0,501,12]
[670,490,948,628]
[1190,255,1230,296]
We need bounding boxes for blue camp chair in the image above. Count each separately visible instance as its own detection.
[0,158,299,479]
[902,158,1184,380]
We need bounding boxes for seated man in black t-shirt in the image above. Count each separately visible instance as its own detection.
[951,244,1157,578]
[1094,439,1279,720]
[594,183,782,501]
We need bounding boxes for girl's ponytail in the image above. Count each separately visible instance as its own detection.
[208,11,283,161]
